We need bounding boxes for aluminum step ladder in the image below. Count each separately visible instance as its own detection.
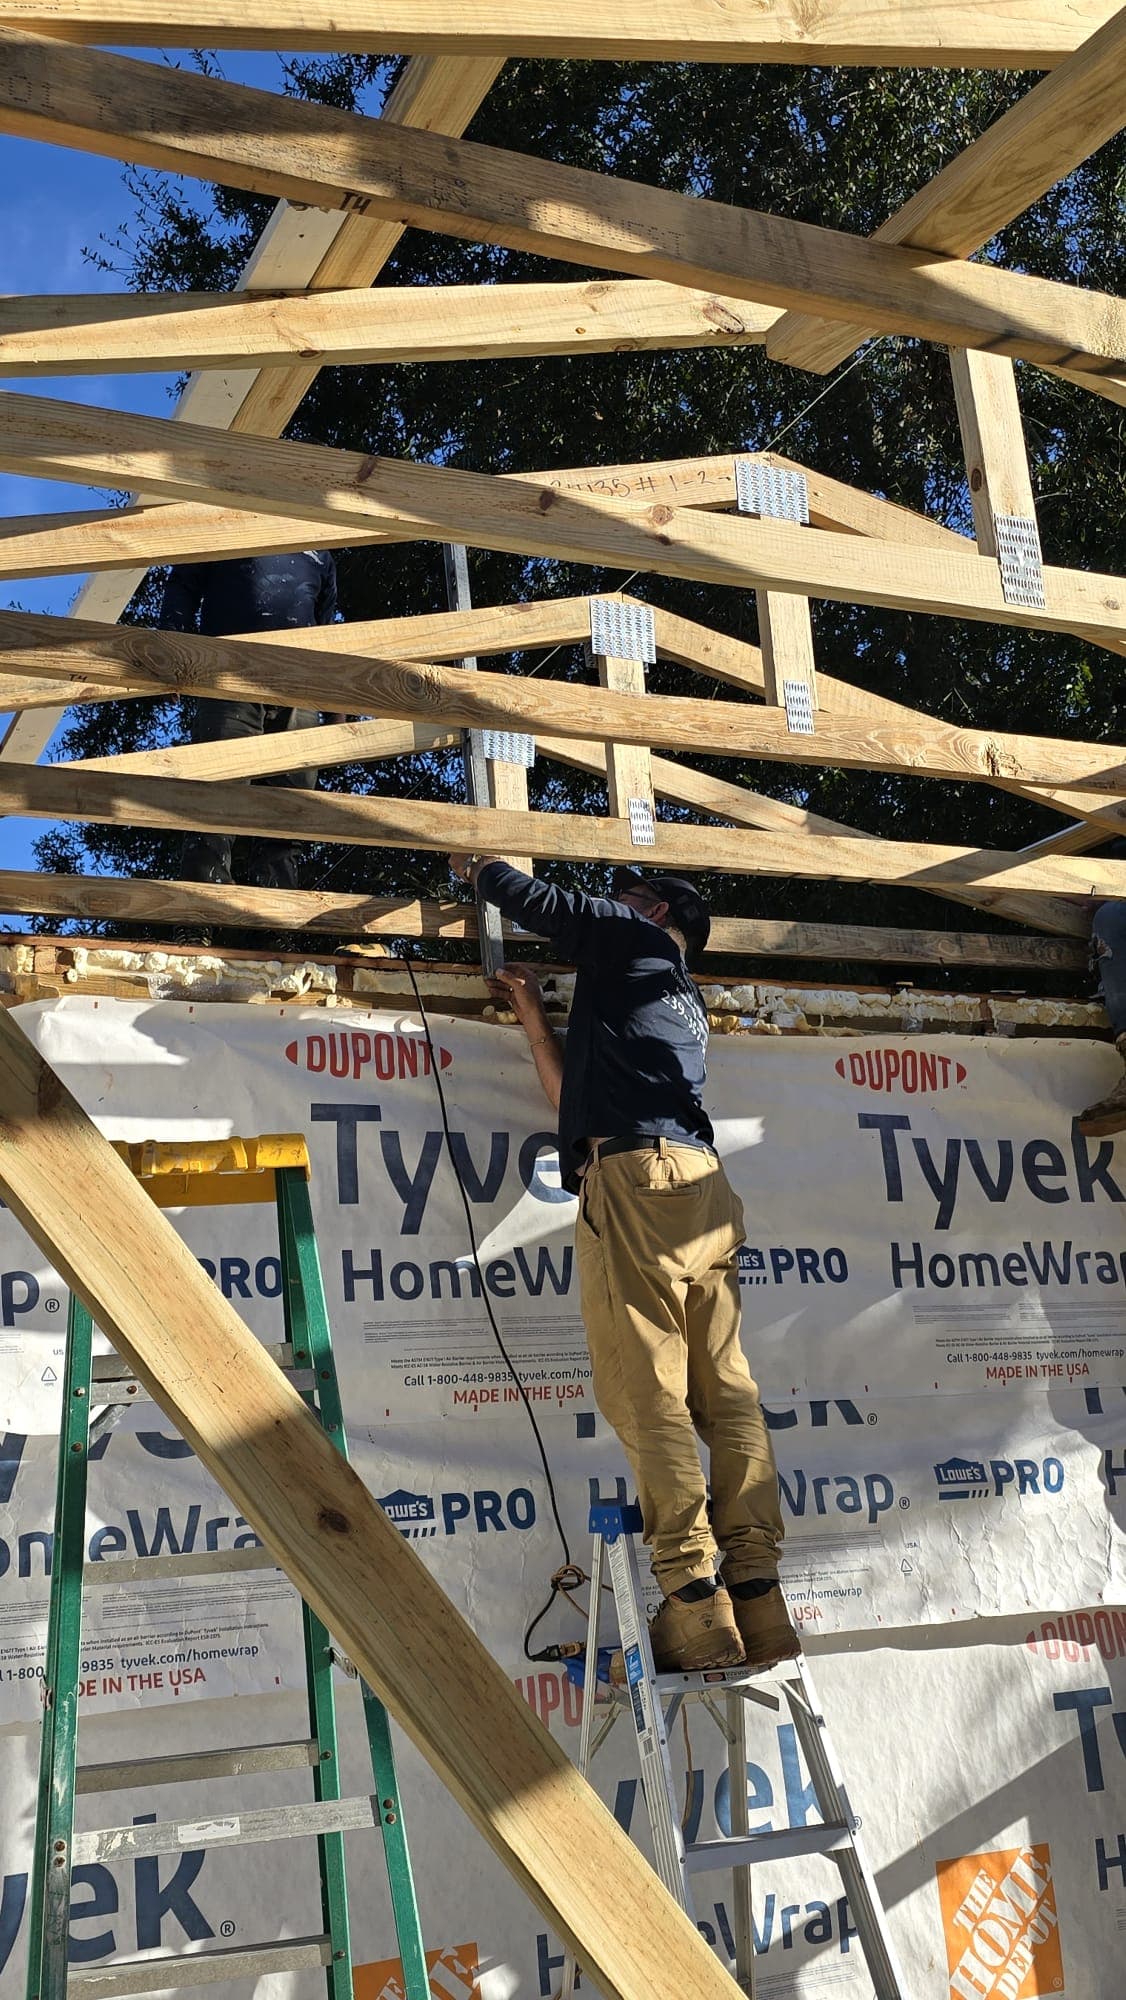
[25,1135,429,2000]
[559,1501,909,2000]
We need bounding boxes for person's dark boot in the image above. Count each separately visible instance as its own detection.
[1078,1034,1126,1137]
[723,1576,801,1671]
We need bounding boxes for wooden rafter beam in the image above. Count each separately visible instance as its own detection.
[0,1007,746,2000]
[1,34,1124,380]
[0,449,970,584]
[0,868,1089,970]
[1,0,1114,66]
[768,3,1126,375]
[73,699,1077,932]
[0,758,1122,901]
[5,609,1126,797]
[3,394,1125,651]
[0,280,774,376]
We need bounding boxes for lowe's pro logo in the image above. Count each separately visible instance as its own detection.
[284,1029,451,1080]
[378,1488,437,1538]
[377,1486,536,1538]
[835,1049,966,1093]
[934,1455,1064,1501]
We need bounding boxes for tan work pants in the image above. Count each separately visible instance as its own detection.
[575,1139,784,1596]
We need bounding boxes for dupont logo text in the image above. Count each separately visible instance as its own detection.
[835,1049,966,1094]
[285,1029,451,1080]
[936,1844,1062,2000]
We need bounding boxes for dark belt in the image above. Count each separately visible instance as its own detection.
[585,1134,717,1167]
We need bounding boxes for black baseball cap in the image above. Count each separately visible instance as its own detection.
[611,869,712,957]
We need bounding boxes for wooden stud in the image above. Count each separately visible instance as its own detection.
[0,867,1090,971]
[2,34,1125,379]
[592,652,655,828]
[949,348,1038,556]
[2,0,1112,67]
[3,396,1126,652]
[0,280,773,377]
[0,757,1123,902]
[767,3,1126,373]
[0,1007,747,2000]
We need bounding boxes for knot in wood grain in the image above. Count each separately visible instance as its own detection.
[701,299,747,335]
[319,1507,350,1534]
[982,738,1019,779]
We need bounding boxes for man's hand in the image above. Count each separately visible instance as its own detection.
[449,852,501,884]
[486,963,546,1022]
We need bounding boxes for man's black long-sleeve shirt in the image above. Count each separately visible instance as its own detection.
[477,862,713,1192]
[159,552,338,637]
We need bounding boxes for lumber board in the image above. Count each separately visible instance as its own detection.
[0,871,481,936]
[0,1008,744,2000]
[70,707,1082,933]
[0,280,773,376]
[76,719,455,779]
[0,44,501,774]
[0,450,971,584]
[0,867,1089,969]
[2,0,1112,66]
[3,395,1126,651]
[6,610,1126,795]
[950,349,1038,557]
[2,35,1125,380]
[768,4,1126,373]
[654,600,1126,831]
[1,758,1124,901]
[536,734,1085,935]
[222,53,504,442]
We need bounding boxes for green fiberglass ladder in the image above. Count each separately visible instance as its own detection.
[26,1135,429,2000]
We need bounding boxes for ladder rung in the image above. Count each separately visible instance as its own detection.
[76,1740,319,1793]
[74,1795,377,1865]
[83,1546,278,1585]
[91,1343,309,1401]
[684,1824,851,1873]
[68,1936,333,1996]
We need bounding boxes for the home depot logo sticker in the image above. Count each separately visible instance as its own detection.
[936,1845,1063,1999]
[354,1943,480,2000]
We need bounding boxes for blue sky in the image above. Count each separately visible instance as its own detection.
[0,50,296,892]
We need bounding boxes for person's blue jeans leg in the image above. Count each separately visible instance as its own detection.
[1091,901,1126,1038]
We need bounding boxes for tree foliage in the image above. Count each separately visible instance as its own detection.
[38,52,1126,981]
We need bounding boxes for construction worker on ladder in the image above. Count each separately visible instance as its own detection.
[449,853,800,1676]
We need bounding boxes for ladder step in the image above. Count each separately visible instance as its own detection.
[77,1739,319,1793]
[684,1824,851,1873]
[83,1546,278,1584]
[91,1344,311,1403]
[74,1795,377,1865]
[68,1935,333,1997]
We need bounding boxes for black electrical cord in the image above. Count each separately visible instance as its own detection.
[401,952,585,1660]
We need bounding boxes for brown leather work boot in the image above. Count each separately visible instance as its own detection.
[648,1584,744,1673]
[1079,1035,1126,1137]
[725,1579,802,1671]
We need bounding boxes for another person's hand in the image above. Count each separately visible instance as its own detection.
[486,963,546,1020]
